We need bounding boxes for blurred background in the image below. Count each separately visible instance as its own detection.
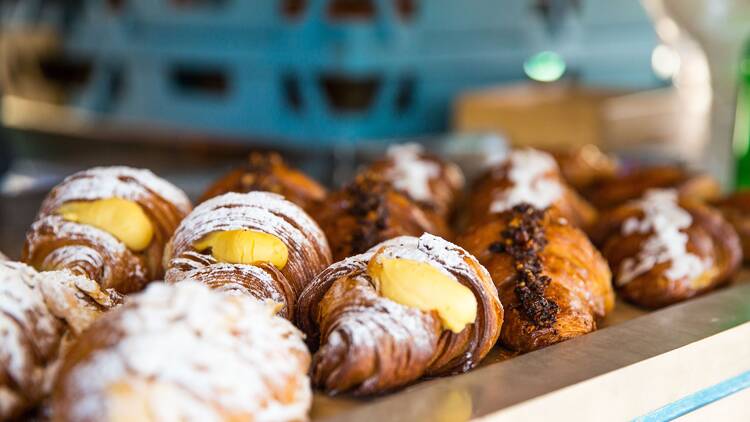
[0,0,749,254]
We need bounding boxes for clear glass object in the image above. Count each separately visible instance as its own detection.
[734,41,750,189]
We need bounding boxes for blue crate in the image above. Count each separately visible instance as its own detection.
[1,0,660,146]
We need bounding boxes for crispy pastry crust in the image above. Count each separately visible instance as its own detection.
[199,152,327,216]
[313,173,451,262]
[22,167,191,293]
[712,191,750,262]
[457,206,613,352]
[296,234,502,395]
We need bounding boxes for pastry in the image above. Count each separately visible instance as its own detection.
[713,190,750,262]
[466,148,597,230]
[296,233,502,395]
[457,204,614,352]
[592,189,741,308]
[52,281,311,422]
[585,165,720,210]
[199,151,327,215]
[550,144,619,193]
[22,167,191,294]
[164,191,332,318]
[364,143,465,221]
[0,261,120,420]
[314,172,450,261]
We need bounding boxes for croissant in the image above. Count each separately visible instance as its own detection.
[199,151,327,215]
[296,233,502,395]
[0,261,120,420]
[164,191,332,318]
[457,204,614,352]
[711,191,750,262]
[364,143,465,221]
[592,189,741,308]
[314,172,450,262]
[52,282,311,422]
[22,167,192,294]
[549,144,619,193]
[466,148,597,230]
[585,165,720,210]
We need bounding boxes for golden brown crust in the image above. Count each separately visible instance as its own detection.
[550,145,619,193]
[313,173,450,262]
[593,194,741,308]
[199,151,327,216]
[296,234,502,395]
[712,191,750,262]
[585,166,720,210]
[457,206,613,352]
[22,167,191,294]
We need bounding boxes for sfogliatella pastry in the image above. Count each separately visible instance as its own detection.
[23,167,191,294]
[364,143,465,221]
[297,233,502,395]
[585,165,720,210]
[164,191,332,318]
[314,172,450,261]
[0,261,120,420]
[592,189,741,308]
[711,191,750,262]
[53,282,311,422]
[466,148,597,230]
[457,204,614,352]
[199,151,327,215]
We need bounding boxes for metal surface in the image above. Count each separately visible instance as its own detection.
[312,280,750,421]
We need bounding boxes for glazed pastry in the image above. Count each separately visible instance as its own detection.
[585,165,720,210]
[164,191,332,318]
[0,261,120,420]
[199,151,327,215]
[52,282,311,422]
[550,144,619,193]
[466,148,597,230]
[297,233,502,395]
[457,204,614,352]
[364,143,465,221]
[22,167,191,294]
[592,189,741,308]
[314,172,450,261]
[713,190,750,262]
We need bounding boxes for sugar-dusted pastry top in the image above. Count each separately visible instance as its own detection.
[0,261,120,420]
[164,191,331,298]
[488,148,563,213]
[617,189,711,286]
[297,233,502,395]
[54,282,311,422]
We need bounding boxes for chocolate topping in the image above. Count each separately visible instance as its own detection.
[489,204,558,327]
[345,173,390,255]
[240,152,284,193]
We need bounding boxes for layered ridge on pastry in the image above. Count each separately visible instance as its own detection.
[297,233,502,395]
[458,204,614,352]
[23,167,192,293]
[593,189,741,308]
[53,282,311,422]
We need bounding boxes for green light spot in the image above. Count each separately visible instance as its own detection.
[524,51,566,82]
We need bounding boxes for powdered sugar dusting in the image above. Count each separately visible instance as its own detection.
[385,143,441,202]
[489,148,563,213]
[617,189,712,286]
[63,282,310,422]
[40,166,190,216]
